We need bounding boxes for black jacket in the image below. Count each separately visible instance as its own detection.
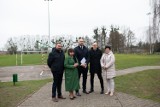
[47,48,65,74]
[89,48,102,73]
[74,46,90,65]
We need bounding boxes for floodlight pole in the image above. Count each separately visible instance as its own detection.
[45,0,52,52]
[147,12,152,54]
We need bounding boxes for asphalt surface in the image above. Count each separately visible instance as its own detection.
[0,65,160,82]
[0,65,52,82]
[0,65,160,107]
[18,82,160,107]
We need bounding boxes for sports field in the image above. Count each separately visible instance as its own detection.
[0,54,159,69]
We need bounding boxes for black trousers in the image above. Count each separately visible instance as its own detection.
[52,72,63,98]
[76,66,88,92]
[90,71,104,91]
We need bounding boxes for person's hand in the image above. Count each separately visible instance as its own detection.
[74,63,79,67]
[102,66,107,70]
[84,64,87,68]
[104,66,108,70]
[101,66,105,69]
[81,63,87,68]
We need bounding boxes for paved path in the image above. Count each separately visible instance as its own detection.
[18,82,160,107]
[0,65,51,82]
[0,65,160,82]
[116,66,160,76]
[17,66,160,107]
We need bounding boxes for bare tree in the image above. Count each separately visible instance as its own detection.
[101,26,107,49]
[146,26,153,54]
[34,40,40,51]
[151,0,160,42]
[149,0,160,53]
[127,30,136,52]
[93,28,99,44]
[93,27,107,50]
[5,37,18,54]
[108,25,126,53]
[122,28,136,53]
[84,35,92,48]
[51,36,75,52]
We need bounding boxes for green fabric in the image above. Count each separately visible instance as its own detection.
[64,56,80,91]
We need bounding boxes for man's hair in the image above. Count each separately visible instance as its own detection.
[78,38,84,42]
[93,41,98,44]
[55,42,62,45]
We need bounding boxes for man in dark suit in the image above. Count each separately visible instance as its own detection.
[74,38,90,96]
[47,42,66,102]
[89,42,104,94]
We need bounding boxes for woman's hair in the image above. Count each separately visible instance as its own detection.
[105,45,111,50]
[68,48,74,55]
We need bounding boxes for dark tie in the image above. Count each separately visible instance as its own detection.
[81,46,83,50]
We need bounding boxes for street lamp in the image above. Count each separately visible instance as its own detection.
[44,0,52,52]
[147,12,152,54]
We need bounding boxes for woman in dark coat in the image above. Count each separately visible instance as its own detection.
[64,48,80,100]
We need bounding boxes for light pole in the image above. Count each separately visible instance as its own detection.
[44,0,52,52]
[147,12,152,54]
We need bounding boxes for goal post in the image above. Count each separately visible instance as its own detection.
[15,51,48,65]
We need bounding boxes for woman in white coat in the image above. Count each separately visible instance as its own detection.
[100,45,116,96]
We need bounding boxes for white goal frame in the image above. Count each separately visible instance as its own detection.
[15,51,48,65]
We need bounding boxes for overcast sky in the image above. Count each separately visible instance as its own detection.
[0,0,150,50]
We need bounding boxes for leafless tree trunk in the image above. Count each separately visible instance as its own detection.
[93,28,99,44]
[150,0,160,52]
[101,26,107,49]
[122,28,136,53]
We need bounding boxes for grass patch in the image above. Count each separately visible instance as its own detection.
[0,54,47,66]
[0,54,160,69]
[115,54,160,70]
[0,79,51,107]
[115,69,160,102]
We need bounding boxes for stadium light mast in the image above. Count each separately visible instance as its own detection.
[44,0,52,52]
[147,12,152,54]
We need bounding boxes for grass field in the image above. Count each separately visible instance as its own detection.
[115,54,160,70]
[0,79,51,107]
[0,70,159,107]
[0,54,160,106]
[0,54,160,70]
[0,54,46,66]
[115,69,160,102]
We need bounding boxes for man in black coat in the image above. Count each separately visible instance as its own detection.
[74,38,90,95]
[47,42,66,102]
[89,42,104,94]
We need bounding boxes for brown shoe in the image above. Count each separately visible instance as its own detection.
[52,97,58,102]
[58,96,66,99]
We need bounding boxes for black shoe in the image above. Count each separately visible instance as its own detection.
[58,96,66,99]
[100,90,104,94]
[70,96,74,100]
[76,92,81,96]
[83,90,89,94]
[69,95,76,98]
[89,90,94,93]
[70,97,74,100]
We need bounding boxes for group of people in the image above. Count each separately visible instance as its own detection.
[47,38,116,102]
